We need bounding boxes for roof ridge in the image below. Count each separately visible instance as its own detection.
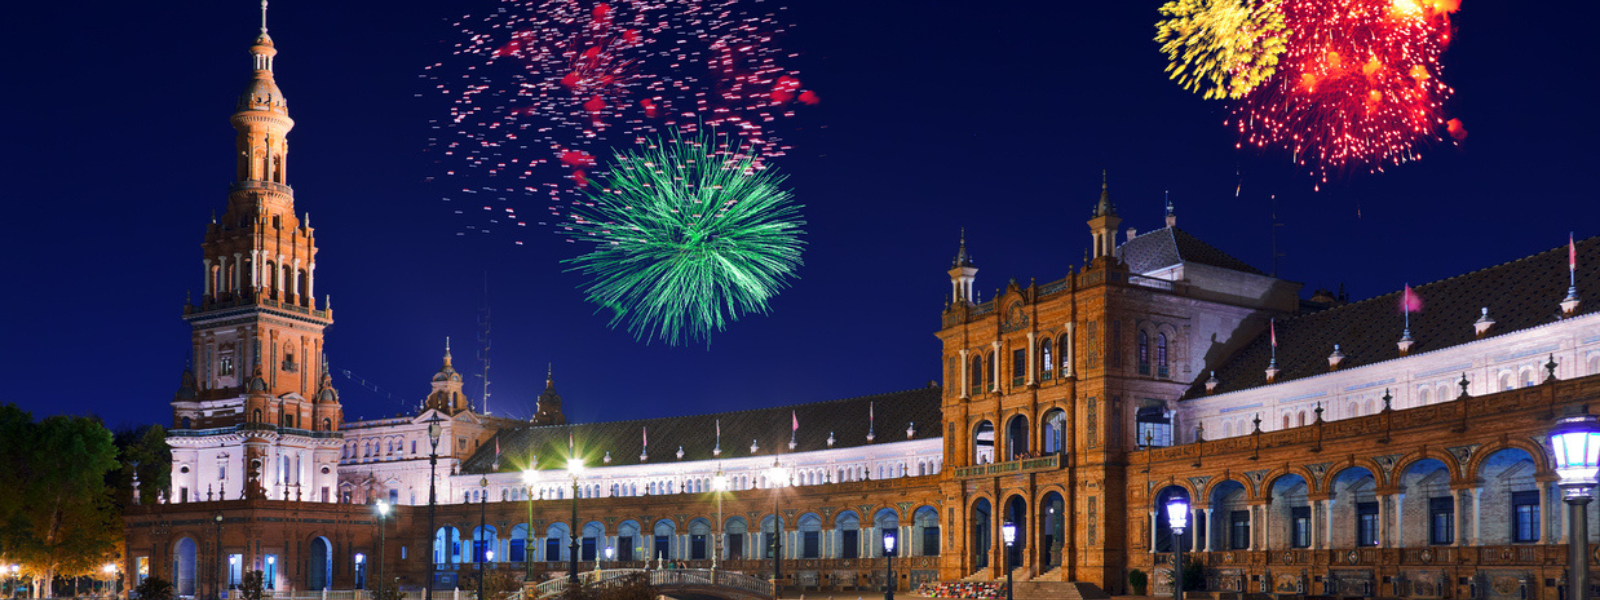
[510,385,941,430]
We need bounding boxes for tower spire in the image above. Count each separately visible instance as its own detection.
[260,0,269,37]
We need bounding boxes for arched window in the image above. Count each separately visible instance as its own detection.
[1418,387,1431,405]
[1040,338,1054,381]
[253,409,263,423]
[1297,411,1306,427]
[1156,334,1170,378]
[988,353,997,390]
[970,355,984,396]
[323,418,332,431]
[1283,414,1291,429]
[1499,372,1513,391]
[1137,331,1150,375]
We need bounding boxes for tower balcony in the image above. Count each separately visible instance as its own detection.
[229,180,293,194]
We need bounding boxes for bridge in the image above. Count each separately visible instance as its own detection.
[527,568,773,600]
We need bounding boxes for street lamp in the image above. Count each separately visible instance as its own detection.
[567,457,585,585]
[1002,522,1016,600]
[765,459,790,591]
[1552,414,1600,600]
[425,416,444,600]
[213,513,224,600]
[1166,498,1191,600]
[882,530,897,600]
[478,476,488,600]
[522,467,538,581]
[712,470,728,573]
[7,565,17,599]
[376,500,390,599]
[104,563,116,599]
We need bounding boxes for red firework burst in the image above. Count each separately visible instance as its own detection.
[1233,0,1461,183]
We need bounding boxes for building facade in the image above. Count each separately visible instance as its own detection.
[123,13,1600,600]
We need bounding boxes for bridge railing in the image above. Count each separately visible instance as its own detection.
[533,569,771,600]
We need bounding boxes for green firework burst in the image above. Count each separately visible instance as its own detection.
[565,131,806,346]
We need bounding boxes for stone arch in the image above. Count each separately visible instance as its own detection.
[1322,457,1387,491]
[1264,473,1312,550]
[307,535,333,590]
[1200,474,1252,502]
[1206,479,1249,550]
[1327,465,1380,548]
[973,419,996,464]
[1475,447,1546,545]
[1395,458,1453,547]
[1152,484,1193,553]
[1005,413,1029,460]
[172,536,198,597]
[1001,494,1027,567]
[970,497,993,570]
[1041,408,1068,454]
[1464,438,1551,481]
[1394,449,1465,486]
[1262,466,1318,497]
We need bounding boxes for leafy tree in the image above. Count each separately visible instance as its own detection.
[240,570,264,600]
[594,572,656,600]
[135,576,174,600]
[113,424,171,506]
[1,412,122,596]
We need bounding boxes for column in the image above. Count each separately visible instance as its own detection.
[1026,332,1037,385]
[250,250,260,288]
[292,258,301,303]
[1538,481,1554,544]
[1310,500,1321,550]
[951,280,958,304]
[203,259,213,297]
[275,254,285,298]
[307,262,316,306]
[1065,323,1076,378]
[1247,505,1256,551]
[1325,499,1335,549]
[1203,508,1214,551]
[217,256,228,295]
[959,350,969,398]
[1149,511,1158,554]
[1394,493,1406,548]
[1378,494,1389,549]
[1192,508,1203,552]
[991,341,1001,392]
[1470,487,1482,546]
[233,253,243,292]
[1452,489,1464,547]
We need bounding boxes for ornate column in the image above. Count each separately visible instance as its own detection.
[1470,487,1482,546]
[1065,323,1076,378]
[1203,508,1214,552]
[990,341,1001,392]
[233,253,243,292]
[1310,500,1321,550]
[1026,332,1037,386]
[959,349,969,399]
[203,258,213,297]
[1452,489,1464,547]
[1393,493,1406,548]
[1149,510,1158,554]
[307,262,316,306]
[1538,480,1554,544]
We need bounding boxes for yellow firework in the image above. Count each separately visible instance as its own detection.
[1156,0,1287,100]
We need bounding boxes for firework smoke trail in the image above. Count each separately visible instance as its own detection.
[564,129,805,347]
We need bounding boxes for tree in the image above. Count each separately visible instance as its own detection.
[135,576,174,600]
[113,425,171,506]
[594,572,657,600]
[240,570,265,600]
[2,413,122,596]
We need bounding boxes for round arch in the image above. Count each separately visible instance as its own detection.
[307,536,332,590]
[970,497,992,571]
[172,536,198,597]
[1464,439,1551,482]
[1002,495,1027,568]
[973,420,996,465]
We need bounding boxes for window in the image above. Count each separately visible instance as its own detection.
[1135,406,1171,448]
[841,529,859,559]
[582,537,597,561]
[1512,491,1540,543]
[988,353,997,390]
[654,535,670,560]
[510,539,526,563]
[1040,338,1054,381]
[546,538,561,561]
[1229,511,1250,549]
[618,537,634,562]
[1430,497,1454,545]
[220,355,235,376]
[922,526,940,556]
[1357,502,1380,547]
[1110,320,1122,368]
[1156,333,1169,378]
[802,531,820,558]
[970,355,983,396]
[1291,507,1310,548]
[1012,348,1027,386]
[691,534,707,560]
[1138,331,1150,374]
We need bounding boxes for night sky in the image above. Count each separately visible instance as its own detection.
[3,0,1594,429]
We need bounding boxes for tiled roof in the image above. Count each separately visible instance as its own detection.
[1183,237,1600,399]
[1118,227,1266,276]
[461,386,943,474]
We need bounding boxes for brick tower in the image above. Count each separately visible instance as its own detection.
[168,4,343,504]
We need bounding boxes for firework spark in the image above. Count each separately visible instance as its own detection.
[1156,0,1288,100]
[1231,0,1461,182]
[565,130,806,346]
[426,0,814,242]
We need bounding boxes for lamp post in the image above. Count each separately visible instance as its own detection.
[883,530,897,600]
[712,470,728,573]
[1002,522,1016,600]
[376,500,390,599]
[478,476,488,600]
[1166,499,1190,600]
[213,513,224,600]
[1552,414,1600,600]
[425,416,444,600]
[604,547,614,578]
[567,458,585,585]
[7,564,17,599]
[766,459,790,591]
[522,467,537,581]
[104,563,116,599]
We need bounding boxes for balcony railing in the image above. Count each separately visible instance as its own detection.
[952,453,1060,479]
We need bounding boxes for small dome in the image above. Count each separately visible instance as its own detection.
[237,77,288,114]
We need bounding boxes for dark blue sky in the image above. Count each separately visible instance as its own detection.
[2,0,1593,429]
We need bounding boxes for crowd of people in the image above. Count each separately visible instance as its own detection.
[915,581,1008,598]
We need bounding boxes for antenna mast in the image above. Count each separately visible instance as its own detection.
[1270,194,1285,277]
[477,272,492,416]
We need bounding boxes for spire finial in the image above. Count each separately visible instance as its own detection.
[260,0,269,36]
[445,336,451,355]
[1101,169,1107,191]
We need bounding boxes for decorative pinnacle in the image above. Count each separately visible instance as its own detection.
[261,0,269,36]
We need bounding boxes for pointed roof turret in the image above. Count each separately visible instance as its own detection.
[1091,170,1117,218]
[532,363,567,426]
[952,227,975,268]
[432,337,460,383]
[238,0,288,116]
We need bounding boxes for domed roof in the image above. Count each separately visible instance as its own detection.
[237,76,288,114]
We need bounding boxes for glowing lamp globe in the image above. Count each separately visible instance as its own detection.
[766,462,788,487]
[486,550,494,562]
[104,563,116,575]
[605,547,615,560]
[376,500,390,516]
[713,474,728,491]
[883,531,897,554]
[427,420,443,446]
[567,458,585,475]
[1002,521,1016,547]
[1166,498,1191,532]
[1552,414,1600,492]
[354,554,364,564]
[522,468,538,485]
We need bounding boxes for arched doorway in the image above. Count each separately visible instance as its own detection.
[1153,485,1192,553]
[172,537,197,597]
[1003,496,1027,569]
[973,421,995,464]
[1006,415,1029,460]
[1041,410,1067,454]
[971,499,991,570]
[1039,492,1064,568]
[873,509,900,558]
[1397,459,1453,547]
[913,506,941,557]
[308,537,332,591]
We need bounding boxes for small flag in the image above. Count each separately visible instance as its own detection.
[869,402,875,425]
[1270,319,1277,348]
[568,430,573,452]
[1401,284,1423,313]
[715,419,720,439]
[1571,232,1578,272]
[792,411,799,432]
[495,437,501,458]
[642,426,648,448]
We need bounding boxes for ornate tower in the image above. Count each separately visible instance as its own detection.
[168,4,343,504]
[424,340,472,415]
[531,365,568,426]
[1086,171,1121,262]
[948,230,978,306]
